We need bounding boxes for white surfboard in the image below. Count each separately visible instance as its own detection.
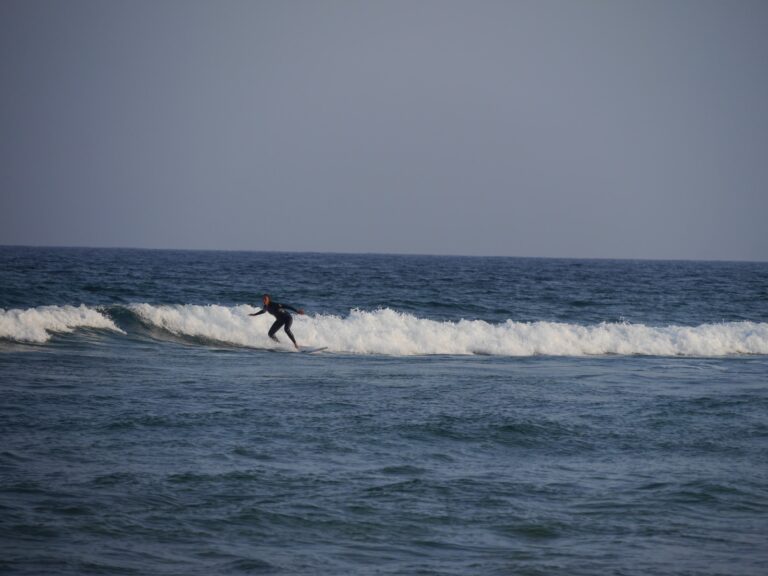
[299,346,328,354]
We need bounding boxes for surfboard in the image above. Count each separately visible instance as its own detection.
[300,346,327,354]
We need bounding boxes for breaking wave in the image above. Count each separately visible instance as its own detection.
[129,304,768,357]
[0,305,123,343]
[3,303,767,356]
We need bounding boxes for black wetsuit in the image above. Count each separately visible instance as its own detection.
[251,301,300,345]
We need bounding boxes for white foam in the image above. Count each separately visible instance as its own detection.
[130,303,267,347]
[0,305,123,343]
[128,304,768,357]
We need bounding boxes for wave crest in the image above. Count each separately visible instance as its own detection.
[129,304,768,357]
[0,305,122,343]
[3,303,765,355]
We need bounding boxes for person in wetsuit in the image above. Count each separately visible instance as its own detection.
[250,294,305,349]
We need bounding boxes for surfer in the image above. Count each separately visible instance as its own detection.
[250,294,305,349]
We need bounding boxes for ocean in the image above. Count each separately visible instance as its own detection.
[1,246,767,575]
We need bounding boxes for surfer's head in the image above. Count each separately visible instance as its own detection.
[262,294,271,305]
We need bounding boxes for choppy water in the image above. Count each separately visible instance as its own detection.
[1,247,767,575]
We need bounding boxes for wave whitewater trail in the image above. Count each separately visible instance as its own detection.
[2,303,768,357]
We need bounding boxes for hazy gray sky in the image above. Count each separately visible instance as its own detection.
[1,0,767,260]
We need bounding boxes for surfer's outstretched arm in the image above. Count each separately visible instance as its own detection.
[282,304,305,315]
[249,308,266,317]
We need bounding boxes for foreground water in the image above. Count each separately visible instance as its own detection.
[1,247,767,575]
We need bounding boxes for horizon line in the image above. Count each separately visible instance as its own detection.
[1,242,766,264]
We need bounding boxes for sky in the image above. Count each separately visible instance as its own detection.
[1,0,767,260]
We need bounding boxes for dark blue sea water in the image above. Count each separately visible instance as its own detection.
[1,247,767,575]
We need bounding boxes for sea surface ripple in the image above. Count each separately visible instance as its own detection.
[1,247,767,575]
